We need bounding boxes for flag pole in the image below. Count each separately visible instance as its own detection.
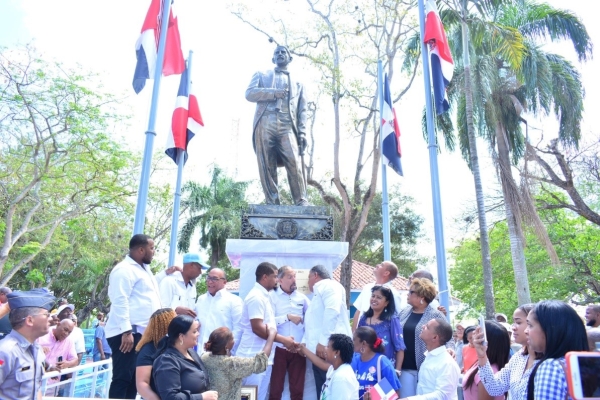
[133,0,173,235]
[418,0,451,319]
[167,51,193,267]
[378,61,392,261]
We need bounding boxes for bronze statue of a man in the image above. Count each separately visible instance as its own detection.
[246,46,308,206]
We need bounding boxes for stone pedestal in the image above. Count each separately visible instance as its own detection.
[227,205,348,400]
[226,239,348,298]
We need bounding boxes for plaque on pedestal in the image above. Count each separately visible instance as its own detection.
[240,204,333,241]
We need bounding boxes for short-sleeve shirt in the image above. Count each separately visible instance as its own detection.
[92,325,111,357]
[321,364,359,400]
[351,353,401,399]
[358,314,406,366]
[136,341,158,367]
[136,341,159,393]
[235,283,275,360]
[353,282,404,314]
[0,330,46,400]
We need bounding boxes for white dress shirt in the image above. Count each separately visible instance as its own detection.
[105,255,162,338]
[353,281,404,313]
[159,271,198,310]
[269,287,310,347]
[303,279,352,352]
[195,288,243,350]
[235,282,276,360]
[409,345,460,400]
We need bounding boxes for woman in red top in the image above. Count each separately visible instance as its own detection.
[462,326,478,373]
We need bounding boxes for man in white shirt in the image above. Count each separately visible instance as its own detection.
[352,260,403,331]
[195,267,243,351]
[303,264,352,398]
[269,266,310,400]
[159,252,205,317]
[105,234,169,399]
[401,318,460,400]
[237,262,296,400]
[69,314,86,364]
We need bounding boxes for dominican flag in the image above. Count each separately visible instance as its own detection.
[165,65,203,164]
[133,0,185,94]
[368,377,399,400]
[381,74,403,176]
[424,0,454,115]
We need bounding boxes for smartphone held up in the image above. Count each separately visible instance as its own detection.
[566,351,600,400]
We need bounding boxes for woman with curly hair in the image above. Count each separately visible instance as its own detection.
[135,308,177,400]
[398,277,447,397]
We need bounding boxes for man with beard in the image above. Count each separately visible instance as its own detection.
[104,234,163,399]
[268,266,310,400]
[236,262,296,400]
[585,304,600,328]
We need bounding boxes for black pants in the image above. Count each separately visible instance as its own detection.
[313,363,327,399]
[107,333,142,399]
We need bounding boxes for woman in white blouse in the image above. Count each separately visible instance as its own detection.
[472,304,539,400]
[299,333,359,400]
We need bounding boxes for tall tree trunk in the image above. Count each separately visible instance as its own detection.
[496,123,531,304]
[340,247,353,308]
[461,11,496,318]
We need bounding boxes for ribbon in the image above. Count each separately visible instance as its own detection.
[374,337,382,347]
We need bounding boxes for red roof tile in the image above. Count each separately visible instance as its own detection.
[225,260,410,292]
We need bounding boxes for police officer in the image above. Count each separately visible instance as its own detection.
[0,288,55,400]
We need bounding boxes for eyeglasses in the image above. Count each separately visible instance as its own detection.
[22,312,50,321]
[205,276,225,282]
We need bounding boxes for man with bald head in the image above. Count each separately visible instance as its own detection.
[195,267,243,352]
[352,260,403,331]
[38,319,79,369]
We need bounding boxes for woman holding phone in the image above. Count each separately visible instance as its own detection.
[473,304,539,399]
[462,321,510,400]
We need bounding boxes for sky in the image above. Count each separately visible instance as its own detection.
[1,0,597,274]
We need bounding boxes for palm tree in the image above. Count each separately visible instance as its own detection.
[178,166,249,267]
[442,0,591,304]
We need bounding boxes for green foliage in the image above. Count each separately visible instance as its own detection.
[178,166,249,267]
[450,206,600,317]
[352,186,427,277]
[0,46,135,284]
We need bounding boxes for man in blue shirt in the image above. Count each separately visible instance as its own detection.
[93,320,112,368]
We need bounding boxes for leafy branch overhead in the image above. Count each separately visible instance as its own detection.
[0,46,135,285]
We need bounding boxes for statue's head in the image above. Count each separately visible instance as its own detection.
[272,46,292,67]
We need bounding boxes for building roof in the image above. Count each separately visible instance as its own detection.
[225,260,410,292]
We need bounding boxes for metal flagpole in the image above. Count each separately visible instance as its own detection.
[378,61,392,261]
[133,0,174,235]
[418,0,451,319]
[168,51,193,267]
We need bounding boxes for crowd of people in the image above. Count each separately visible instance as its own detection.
[0,233,598,400]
